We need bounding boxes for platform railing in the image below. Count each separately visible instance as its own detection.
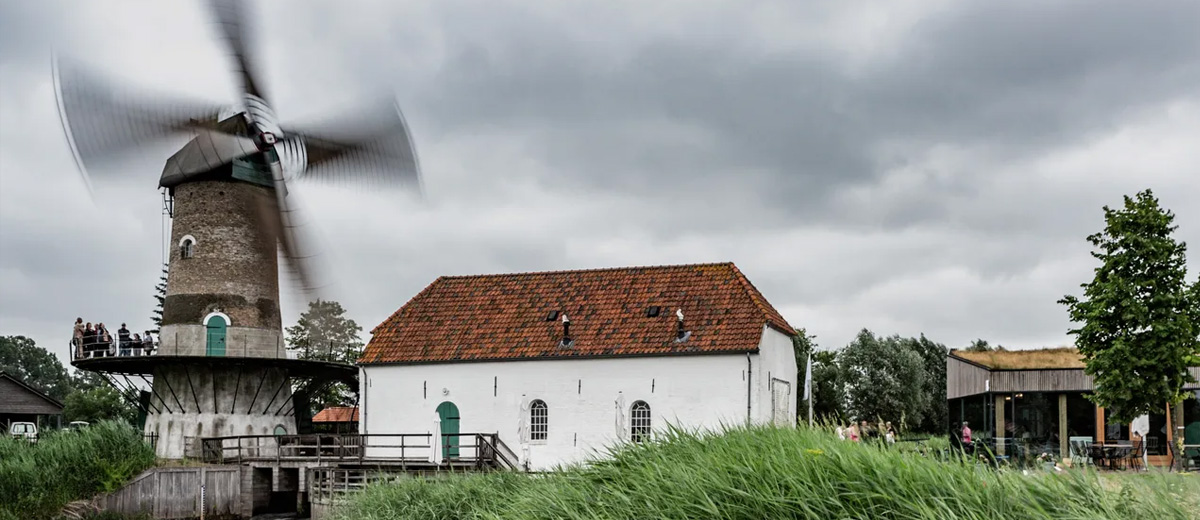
[69,337,157,362]
[199,432,519,469]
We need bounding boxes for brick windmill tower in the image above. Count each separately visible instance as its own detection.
[54,0,421,458]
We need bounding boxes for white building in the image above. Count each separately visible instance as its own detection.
[358,262,798,470]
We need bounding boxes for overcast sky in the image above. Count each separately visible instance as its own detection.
[2,1,1198,371]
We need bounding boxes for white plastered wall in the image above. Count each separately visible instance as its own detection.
[360,351,789,471]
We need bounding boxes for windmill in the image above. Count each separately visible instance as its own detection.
[56,0,421,458]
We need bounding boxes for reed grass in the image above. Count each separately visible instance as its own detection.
[337,425,1200,520]
[0,421,156,520]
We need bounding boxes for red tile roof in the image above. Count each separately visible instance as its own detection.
[360,262,796,365]
[312,406,359,423]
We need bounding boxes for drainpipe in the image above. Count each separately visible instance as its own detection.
[746,353,752,424]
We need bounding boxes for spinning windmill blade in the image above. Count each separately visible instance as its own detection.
[52,57,225,191]
[53,0,424,299]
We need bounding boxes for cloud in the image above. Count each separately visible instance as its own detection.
[1,0,1198,374]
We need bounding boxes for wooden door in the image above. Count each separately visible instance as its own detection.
[205,316,227,356]
[436,401,460,459]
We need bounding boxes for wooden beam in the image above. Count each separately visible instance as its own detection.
[1058,394,1068,460]
[1096,406,1105,444]
[994,394,1006,455]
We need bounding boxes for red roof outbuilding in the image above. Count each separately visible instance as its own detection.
[312,406,359,423]
[360,262,795,365]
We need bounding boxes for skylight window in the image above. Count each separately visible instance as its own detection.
[645,306,661,317]
[546,310,560,321]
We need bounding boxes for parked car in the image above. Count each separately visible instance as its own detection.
[68,421,90,431]
[9,421,37,442]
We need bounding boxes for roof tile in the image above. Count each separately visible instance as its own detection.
[360,262,795,365]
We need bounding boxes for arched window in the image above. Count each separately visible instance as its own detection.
[274,425,287,435]
[630,401,651,442]
[179,235,196,259]
[530,399,548,441]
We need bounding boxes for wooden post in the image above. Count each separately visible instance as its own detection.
[1096,406,1105,444]
[1058,394,1068,460]
[994,394,1006,456]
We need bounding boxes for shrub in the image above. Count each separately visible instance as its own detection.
[336,426,1200,520]
[0,421,156,520]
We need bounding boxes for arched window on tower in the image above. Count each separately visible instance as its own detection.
[530,399,548,441]
[630,400,651,443]
[179,235,196,259]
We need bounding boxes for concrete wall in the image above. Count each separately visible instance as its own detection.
[163,180,282,331]
[362,349,793,471]
[146,364,295,459]
[158,323,284,358]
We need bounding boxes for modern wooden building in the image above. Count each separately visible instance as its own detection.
[0,371,64,431]
[946,349,1200,459]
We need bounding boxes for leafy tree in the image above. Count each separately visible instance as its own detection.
[809,350,845,423]
[838,329,929,431]
[792,329,816,417]
[151,264,168,333]
[964,339,990,352]
[906,334,948,433]
[62,385,136,425]
[1059,190,1199,427]
[285,299,364,408]
[0,336,73,401]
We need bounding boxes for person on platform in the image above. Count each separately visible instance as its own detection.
[72,318,84,357]
[83,323,96,357]
[118,323,132,356]
[142,331,155,354]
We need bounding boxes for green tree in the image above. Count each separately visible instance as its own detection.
[0,336,73,401]
[809,350,845,423]
[1059,190,1199,428]
[792,329,816,418]
[906,334,948,433]
[285,300,364,408]
[62,385,136,425]
[838,329,929,431]
[151,264,168,333]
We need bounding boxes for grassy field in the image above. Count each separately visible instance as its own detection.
[336,426,1200,520]
[0,421,156,520]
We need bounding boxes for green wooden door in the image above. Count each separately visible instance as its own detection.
[436,401,460,459]
[205,316,227,356]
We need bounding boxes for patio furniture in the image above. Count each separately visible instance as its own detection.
[1068,437,1092,467]
[1170,444,1200,472]
[1087,444,1108,469]
[1126,439,1145,471]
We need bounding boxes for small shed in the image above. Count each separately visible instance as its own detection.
[311,406,358,434]
[0,371,65,431]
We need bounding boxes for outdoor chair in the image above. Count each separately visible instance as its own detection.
[1087,444,1108,469]
[1144,436,1158,455]
[1069,438,1092,467]
[1169,443,1200,472]
[1126,440,1145,471]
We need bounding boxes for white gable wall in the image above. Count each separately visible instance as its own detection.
[360,348,791,471]
[753,325,799,425]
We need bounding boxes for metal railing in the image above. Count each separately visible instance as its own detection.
[69,337,157,361]
[198,432,519,469]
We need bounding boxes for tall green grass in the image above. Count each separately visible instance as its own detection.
[0,421,156,520]
[337,426,1200,520]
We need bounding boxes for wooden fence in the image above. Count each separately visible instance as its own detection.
[100,466,240,519]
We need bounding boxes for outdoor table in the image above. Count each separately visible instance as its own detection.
[1098,443,1131,470]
